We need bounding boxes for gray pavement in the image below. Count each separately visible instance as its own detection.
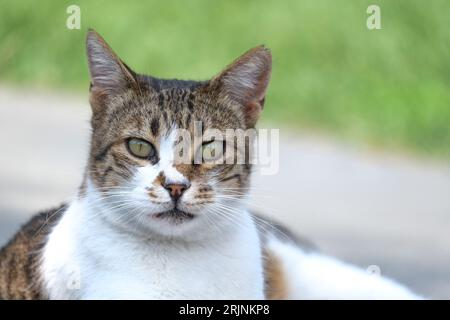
[1,86,449,298]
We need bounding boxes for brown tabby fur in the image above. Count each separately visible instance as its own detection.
[0,205,66,299]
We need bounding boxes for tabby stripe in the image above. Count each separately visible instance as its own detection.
[99,166,113,184]
[220,164,236,176]
[185,113,191,127]
[150,118,160,136]
[220,174,241,182]
[180,89,187,101]
[187,93,195,110]
[94,142,114,161]
[111,153,136,173]
[158,92,164,108]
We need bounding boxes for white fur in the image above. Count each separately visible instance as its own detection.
[41,199,264,299]
[266,237,422,300]
[158,129,189,183]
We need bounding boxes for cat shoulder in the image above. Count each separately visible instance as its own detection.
[0,204,67,299]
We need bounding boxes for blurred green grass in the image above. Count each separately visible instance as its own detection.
[1,0,449,156]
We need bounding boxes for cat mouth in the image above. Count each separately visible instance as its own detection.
[153,209,195,221]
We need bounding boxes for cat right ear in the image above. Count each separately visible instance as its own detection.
[86,30,139,102]
[211,46,272,128]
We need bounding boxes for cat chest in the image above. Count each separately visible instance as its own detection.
[71,241,265,299]
[42,204,265,299]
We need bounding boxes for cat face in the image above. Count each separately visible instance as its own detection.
[83,30,271,238]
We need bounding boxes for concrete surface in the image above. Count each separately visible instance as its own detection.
[0,86,449,298]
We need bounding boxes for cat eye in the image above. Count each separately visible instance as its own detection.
[127,138,155,159]
[202,140,224,162]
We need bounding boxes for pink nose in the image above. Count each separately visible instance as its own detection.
[163,183,190,201]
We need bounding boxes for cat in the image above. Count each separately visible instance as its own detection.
[0,30,421,299]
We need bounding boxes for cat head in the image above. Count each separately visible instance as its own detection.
[83,30,271,239]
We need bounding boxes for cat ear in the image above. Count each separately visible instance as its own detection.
[86,30,139,100]
[212,46,272,127]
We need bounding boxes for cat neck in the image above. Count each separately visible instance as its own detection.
[41,191,265,299]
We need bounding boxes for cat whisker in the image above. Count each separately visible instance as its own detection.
[33,204,68,238]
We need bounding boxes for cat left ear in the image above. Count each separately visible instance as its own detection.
[86,29,139,102]
[212,46,272,127]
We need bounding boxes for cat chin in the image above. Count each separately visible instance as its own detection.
[132,211,211,239]
[135,207,239,240]
[153,209,195,220]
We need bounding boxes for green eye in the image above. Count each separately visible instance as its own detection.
[202,140,224,162]
[127,138,155,159]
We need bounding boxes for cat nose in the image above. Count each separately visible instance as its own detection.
[163,183,190,201]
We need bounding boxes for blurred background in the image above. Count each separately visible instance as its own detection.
[0,0,449,298]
